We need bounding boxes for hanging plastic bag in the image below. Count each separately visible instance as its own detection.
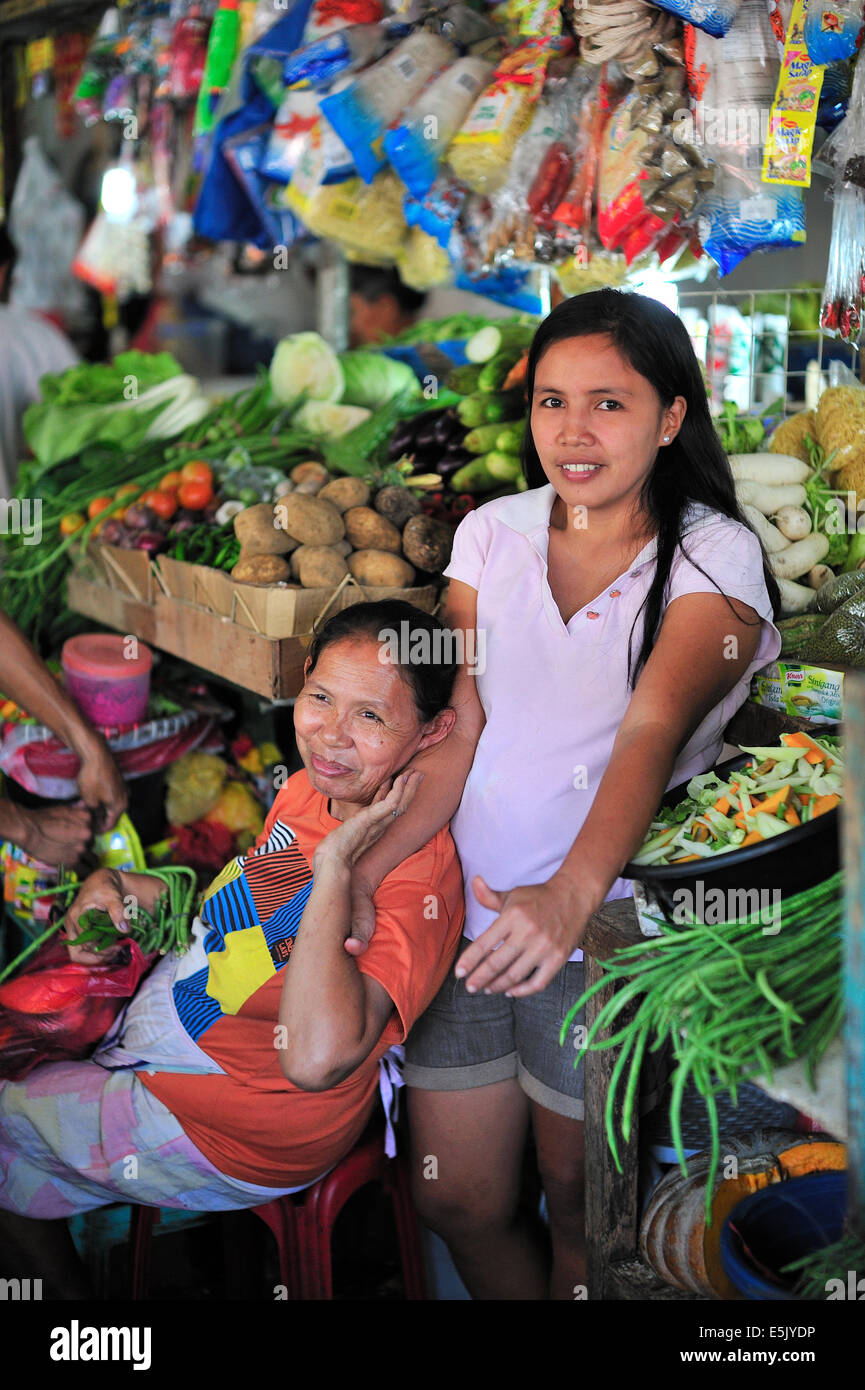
[0,938,156,1081]
[261,89,320,183]
[280,21,390,88]
[650,0,744,36]
[383,56,495,199]
[8,137,87,318]
[805,0,863,63]
[819,183,865,343]
[403,175,467,248]
[691,0,806,275]
[319,31,456,183]
[293,169,408,262]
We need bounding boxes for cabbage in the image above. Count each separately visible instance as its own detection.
[269,332,344,408]
[338,350,421,410]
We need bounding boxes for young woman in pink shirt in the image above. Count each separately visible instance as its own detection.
[346,288,783,1299]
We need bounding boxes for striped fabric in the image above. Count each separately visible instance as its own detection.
[173,818,313,1043]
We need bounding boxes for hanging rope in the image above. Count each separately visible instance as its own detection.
[570,0,677,71]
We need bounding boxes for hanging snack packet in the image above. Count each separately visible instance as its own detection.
[804,0,863,62]
[301,0,385,42]
[280,22,390,89]
[319,31,456,183]
[691,0,806,274]
[294,169,408,263]
[283,113,357,224]
[261,89,320,183]
[447,37,572,195]
[383,57,495,199]
[650,0,744,36]
[396,224,453,290]
[403,175,468,248]
[762,0,825,187]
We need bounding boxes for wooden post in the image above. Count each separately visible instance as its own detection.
[842,673,865,1238]
[583,954,641,1299]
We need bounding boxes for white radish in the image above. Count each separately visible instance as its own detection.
[735,480,808,515]
[742,503,790,554]
[774,505,812,540]
[769,532,830,580]
[807,563,832,590]
[728,453,812,485]
[776,575,818,614]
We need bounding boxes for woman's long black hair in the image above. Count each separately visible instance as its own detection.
[521,288,782,689]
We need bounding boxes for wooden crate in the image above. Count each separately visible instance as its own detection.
[153,556,440,640]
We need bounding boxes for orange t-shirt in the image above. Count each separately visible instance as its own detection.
[140,772,464,1187]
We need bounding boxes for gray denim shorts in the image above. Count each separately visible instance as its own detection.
[403,938,586,1120]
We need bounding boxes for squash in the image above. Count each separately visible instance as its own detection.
[639,1129,846,1298]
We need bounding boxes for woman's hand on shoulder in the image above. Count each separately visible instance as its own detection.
[314,771,424,875]
[455,870,591,996]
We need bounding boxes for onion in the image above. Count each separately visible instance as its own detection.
[131,530,166,555]
[99,519,128,547]
[124,503,159,532]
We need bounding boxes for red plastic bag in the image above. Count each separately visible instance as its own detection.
[0,938,155,1081]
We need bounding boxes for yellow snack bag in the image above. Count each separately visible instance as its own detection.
[762,0,824,187]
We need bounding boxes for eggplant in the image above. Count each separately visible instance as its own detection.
[415,414,453,452]
[386,421,419,461]
[432,410,464,448]
[436,450,473,479]
[124,503,159,532]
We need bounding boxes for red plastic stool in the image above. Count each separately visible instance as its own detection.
[252,1129,427,1300]
[129,1128,427,1300]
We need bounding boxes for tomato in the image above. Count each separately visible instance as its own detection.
[180,460,213,488]
[177,480,214,511]
[87,496,114,520]
[60,513,86,536]
[115,483,139,500]
[158,471,183,492]
[140,489,178,521]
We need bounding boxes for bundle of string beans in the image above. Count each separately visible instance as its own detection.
[0,866,199,986]
[561,873,844,1219]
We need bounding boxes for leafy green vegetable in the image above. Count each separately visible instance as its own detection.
[36,350,182,408]
[338,350,421,409]
[269,331,344,408]
[803,433,848,569]
[715,400,765,454]
[382,313,539,346]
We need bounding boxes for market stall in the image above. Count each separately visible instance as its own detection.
[0,0,864,1313]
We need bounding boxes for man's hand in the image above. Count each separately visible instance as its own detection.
[75,735,127,833]
[15,804,92,867]
[61,867,129,965]
[454,871,590,997]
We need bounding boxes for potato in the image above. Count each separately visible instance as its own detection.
[319,477,371,513]
[401,514,454,574]
[289,545,308,580]
[334,538,352,557]
[234,502,297,556]
[349,549,416,588]
[297,546,350,589]
[274,492,345,546]
[373,485,422,530]
[231,551,292,585]
[290,461,329,488]
[343,506,402,554]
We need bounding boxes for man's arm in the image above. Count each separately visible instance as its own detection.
[0,612,127,830]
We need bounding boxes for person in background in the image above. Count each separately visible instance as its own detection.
[0,612,127,865]
[348,264,428,348]
[0,224,79,499]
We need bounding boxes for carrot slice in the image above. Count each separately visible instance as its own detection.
[782,731,834,769]
[734,785,790,827]
[811,793,841,817]
[740,831,764,846]
[784,807,800,826]
[671,854,702,863]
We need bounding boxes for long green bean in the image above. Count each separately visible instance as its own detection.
[561,873,844,1220]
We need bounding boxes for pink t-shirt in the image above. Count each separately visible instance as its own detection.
[444,484,782,961]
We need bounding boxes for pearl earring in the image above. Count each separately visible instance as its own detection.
[663,435,670,442]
